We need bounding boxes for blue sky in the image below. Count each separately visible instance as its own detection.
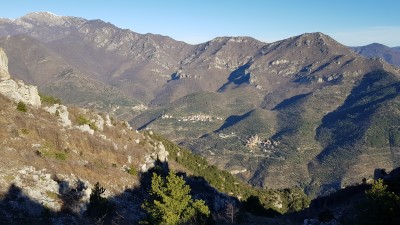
[1,0,399,46]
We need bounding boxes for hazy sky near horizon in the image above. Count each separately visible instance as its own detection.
[1,0,399,46]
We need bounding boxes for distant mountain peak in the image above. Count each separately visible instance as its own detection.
[210,36,261,44]
[278,32,345,51]
[300,31,326,37]
[22,11,63,20]
[19,11,86,27]
[296,32,335,44]
[367,42,386,46]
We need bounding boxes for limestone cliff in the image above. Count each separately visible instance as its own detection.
[0,48,10,80]
[0,48,41,107]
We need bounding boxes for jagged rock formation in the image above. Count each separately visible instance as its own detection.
[0,48,10,80]
[0,48,41,107]
[44,104,72,127]
[140,141,169,172]
[0,87,177,223]
[6,166,92,215]
[0,79,41,107]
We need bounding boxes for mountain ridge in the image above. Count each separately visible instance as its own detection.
[1,12,400,196]
[351,43,400,67]
[0,46,312,223]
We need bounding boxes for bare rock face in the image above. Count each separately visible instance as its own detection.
[44,104,72,127]
[0,49,41,107]
[76,124,94,135]
[0,79,41,107]
[140,141,169,172]
[156,142,169,162]
[0,48,10,80]
[94,115,104,131]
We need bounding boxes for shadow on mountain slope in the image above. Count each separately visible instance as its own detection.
[0,159,281,224]
[0,184,50,225]
[316,69,400,159]
[272,93,311,110]
[217,63,252,92]
[214,110,254,133]
[288,167,400,225]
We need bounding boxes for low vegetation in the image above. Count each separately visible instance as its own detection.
[39,93,61,105]
[149,132,310,214]
[16,101,27,112]
[76,114,97,130]
[125,166,137,176]
[36,141,67,161]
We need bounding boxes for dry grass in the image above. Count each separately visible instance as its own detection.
[0,94,154,194]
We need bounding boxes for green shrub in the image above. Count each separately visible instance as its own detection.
[76,115,91,126]
[38,142,67,161]
[53,152,67,161]
[125,167,137,176]
[20,128,30,135]
[41,150,67,161]
[76,114,97,130]
[39,93,61,105]
[16,101,27,112]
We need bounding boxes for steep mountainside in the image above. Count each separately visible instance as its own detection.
[0,34,143,121]
[351,43,400,67]
[133,32,400,195]
[0,12,266,116]
[2,12,400,196]
[0,49,312,224]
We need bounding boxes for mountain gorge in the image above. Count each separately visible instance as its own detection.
[1,12,400,198]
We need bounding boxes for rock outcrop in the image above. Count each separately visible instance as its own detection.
[0,79,42,108]
[44,104,72,127]
[0,48,41,107]
[5,166,92,216]
[76,124,95,135]
[0,48,10,80]
[140,141,169,172]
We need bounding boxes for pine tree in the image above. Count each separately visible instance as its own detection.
[87,182,112,219]
[142,171,210,224]
[356,179,400,225]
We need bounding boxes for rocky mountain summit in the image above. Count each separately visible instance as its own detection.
[1,12,400,197]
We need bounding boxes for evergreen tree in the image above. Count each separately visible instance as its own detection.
[356,179,400,225]
[87,182,112,219]
[142,171,210,224]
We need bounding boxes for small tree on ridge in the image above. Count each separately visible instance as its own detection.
[142,171,210,224]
